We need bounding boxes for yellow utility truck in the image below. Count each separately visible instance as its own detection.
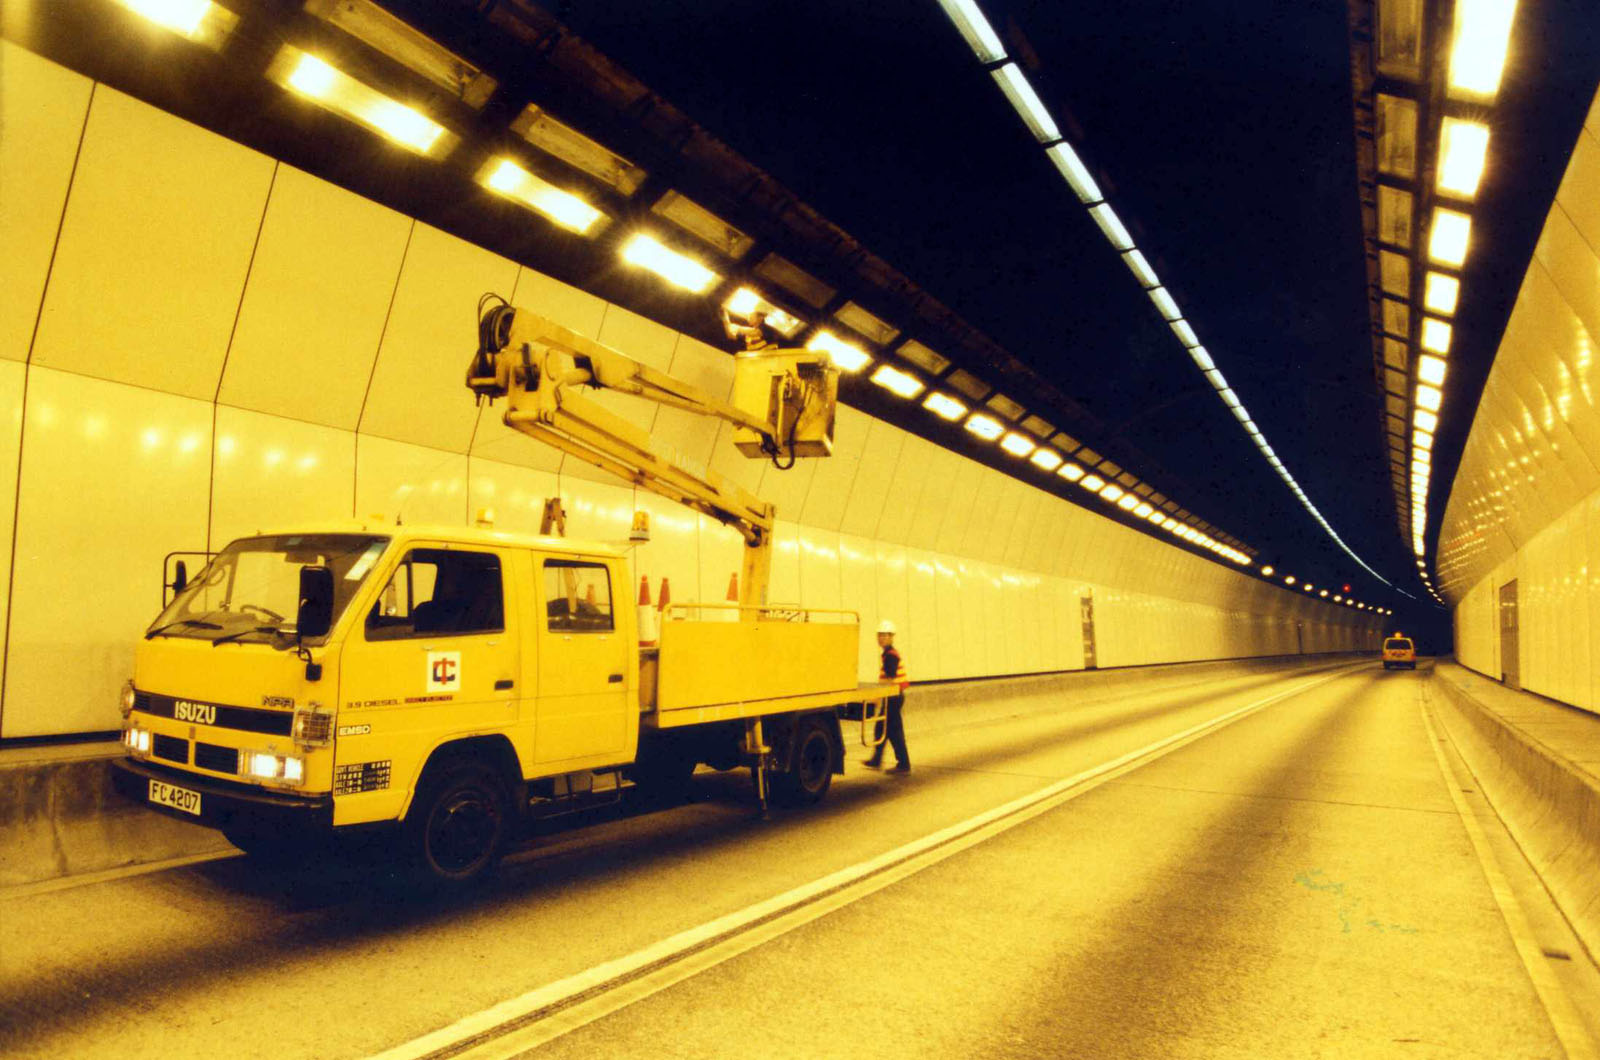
[113,299,892,883]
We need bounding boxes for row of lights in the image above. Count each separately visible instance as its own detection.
[934,0,1397,599]
[1399,0,1517,611]
[1261,567,1391,615]
[115,0,1320,585]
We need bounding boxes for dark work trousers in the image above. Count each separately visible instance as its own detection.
[867,694,908,766]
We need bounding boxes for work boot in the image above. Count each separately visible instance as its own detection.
[889,762,910,773]
[861,758,882,769]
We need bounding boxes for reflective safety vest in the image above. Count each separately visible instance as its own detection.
[880,644,909,692]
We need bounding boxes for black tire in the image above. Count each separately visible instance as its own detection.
[770,717,836,807]
[406,760,509,886]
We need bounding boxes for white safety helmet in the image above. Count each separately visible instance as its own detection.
[876,619,896,635]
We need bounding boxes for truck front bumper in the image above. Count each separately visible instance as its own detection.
[112,757,333,834]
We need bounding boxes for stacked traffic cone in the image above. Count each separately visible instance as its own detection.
[637,576,657,646]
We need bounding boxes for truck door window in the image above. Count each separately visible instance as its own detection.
[367,549,503,640]
[544,561,613,632]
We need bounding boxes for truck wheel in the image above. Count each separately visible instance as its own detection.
[771,717,836,807]
[407,761,509,886]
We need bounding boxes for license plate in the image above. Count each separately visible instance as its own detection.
[149,779,202,816]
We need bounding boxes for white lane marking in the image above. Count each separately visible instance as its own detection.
[368,663,1366,1060]
[1421,695,1599,1060]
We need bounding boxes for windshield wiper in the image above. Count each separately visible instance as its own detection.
[145,618,222,640]
[210,624,288,648]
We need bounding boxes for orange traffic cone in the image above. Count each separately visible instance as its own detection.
[637,575,656,646]
[726,572,739,602]
[657,577,671,616]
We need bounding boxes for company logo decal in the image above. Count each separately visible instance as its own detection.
[427,651,461,694]
[174,700,217,725]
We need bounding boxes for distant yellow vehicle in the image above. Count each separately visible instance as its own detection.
[113,300,893,885]
[1382,634,1417,669]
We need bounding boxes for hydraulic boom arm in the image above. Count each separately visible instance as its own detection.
[466,297,837,611]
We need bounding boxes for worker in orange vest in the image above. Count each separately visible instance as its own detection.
[863,619,910,773]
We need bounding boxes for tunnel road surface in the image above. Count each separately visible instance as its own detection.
[1,661,1590,1059]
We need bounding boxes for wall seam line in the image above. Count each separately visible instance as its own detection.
[205,161,279,553]
[0,81,97,737]
[353,219,416,521]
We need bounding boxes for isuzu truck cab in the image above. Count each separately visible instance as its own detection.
[116,523,885,883]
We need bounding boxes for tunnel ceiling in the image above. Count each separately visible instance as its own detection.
[8,0,1597,614]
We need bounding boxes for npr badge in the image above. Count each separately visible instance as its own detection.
[426,651,461,693]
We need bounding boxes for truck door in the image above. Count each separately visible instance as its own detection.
[338,545,520,802]
[533,557,628,766]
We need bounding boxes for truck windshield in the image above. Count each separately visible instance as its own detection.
[149,534,389,646]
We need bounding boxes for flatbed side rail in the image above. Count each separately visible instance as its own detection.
[663,603,860,624]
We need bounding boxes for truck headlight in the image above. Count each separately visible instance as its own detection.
[123,726,151,754]
[242,751,304,784]
[120,680,137,717]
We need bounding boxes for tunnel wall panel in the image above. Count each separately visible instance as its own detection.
[0,49,1379,737]
[1443,88,1600,715]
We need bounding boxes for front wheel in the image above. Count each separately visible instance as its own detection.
[770,717,837,807]
[406,761,509,886]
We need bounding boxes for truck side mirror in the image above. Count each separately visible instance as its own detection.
[297,566,334,639]
[171,560,188,596]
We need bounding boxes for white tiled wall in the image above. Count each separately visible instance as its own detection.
[0,43,1380,737]
[1443,86,1600,715]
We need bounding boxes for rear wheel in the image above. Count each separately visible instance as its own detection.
[770,717,836,807]
[407,761,509,886]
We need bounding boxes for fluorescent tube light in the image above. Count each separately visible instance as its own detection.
[1429,209,1472,267]
[1449,0,1518,101]
[1046,143,1102,203]
[1424,272,1460,315]
[1089,204,1134,251]
[965,414,1005,441]
[620,233,719,294]
[724,288,804,337]
[273,49,451,156]
[1414,409,1438,432]
[1420,317,1452,354]
[806,330,872,373]
[480,159,604,235]
[935,0,1006,62]
[871,364,924,399]
[1171,320,1199,347]
[924,392,967,421]
[1438,119,1490,198]
[1030,448,1064,471]
[1000,432,1036,457]
[1417,355,1448,386]
[992,63,1060,143]
[1058,462,1085,482]
[1189,346,1215,371]
[1148,287,1181,321]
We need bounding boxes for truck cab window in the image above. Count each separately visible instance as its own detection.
[367,549,503,640]
[544,561,613,632]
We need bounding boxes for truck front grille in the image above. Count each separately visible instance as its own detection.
[193,742,238,774]
[151,733,187,764]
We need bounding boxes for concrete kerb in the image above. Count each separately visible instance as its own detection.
[0,744,232,888]
[1429,664,1600,964]
[0,652,1367,889]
